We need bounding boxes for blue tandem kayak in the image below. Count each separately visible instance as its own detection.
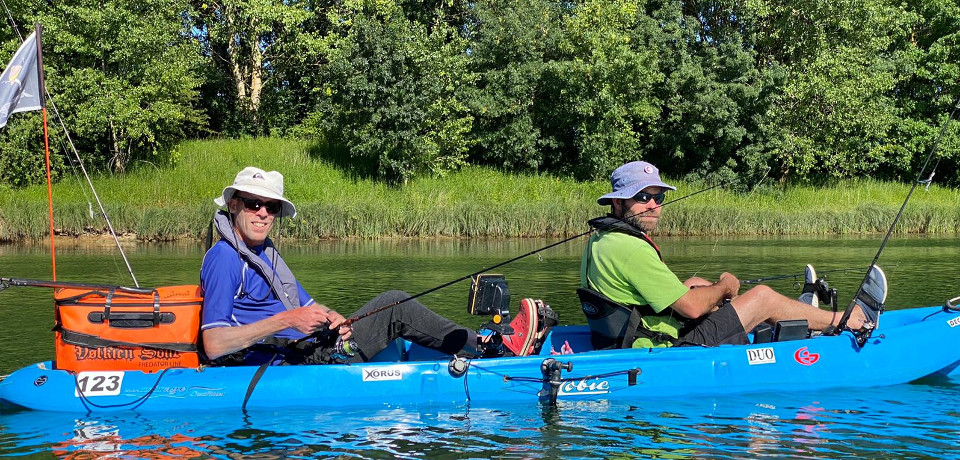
[2,305,960,413]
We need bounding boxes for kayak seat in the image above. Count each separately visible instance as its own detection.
[577,287,653,349]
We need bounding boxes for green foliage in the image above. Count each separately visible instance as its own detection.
[189,0,313,135]
[2,0,959,189]
[0,113,67,187]
[2,138,960,241]
[752,0,916,181]
[643,1,774,185]
[465,0,779,184]
[295,0,475,184]
[0,0,206,182]
[548,0,666,179]
[464,0,565,173]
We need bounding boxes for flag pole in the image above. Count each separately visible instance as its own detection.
[35,23,55,280]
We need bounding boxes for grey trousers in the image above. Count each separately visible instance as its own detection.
[349,290,478,361]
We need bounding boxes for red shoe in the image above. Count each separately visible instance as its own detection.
[501,298,540,357]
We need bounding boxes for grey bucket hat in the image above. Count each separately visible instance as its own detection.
[214,166,297,218]
[597,161,676,206]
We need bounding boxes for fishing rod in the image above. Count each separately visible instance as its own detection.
[830,95,960,341]
[741,266,867,285]
[0,277,154,295]
[339,180,730,327]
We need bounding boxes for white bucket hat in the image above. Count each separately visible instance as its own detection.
[214,167,297,218]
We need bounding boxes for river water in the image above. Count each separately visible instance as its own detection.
[1,235,959,458]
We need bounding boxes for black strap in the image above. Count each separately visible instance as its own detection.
[242,355,276,411]
[205,217,214,252]
[539,302,560,328]
[59,329,198,353]
[620,307,643,348]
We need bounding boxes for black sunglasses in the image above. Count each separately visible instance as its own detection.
[235,196,282,215]
[633,191,666,205]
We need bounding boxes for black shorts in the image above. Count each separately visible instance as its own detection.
[678,302,748,346]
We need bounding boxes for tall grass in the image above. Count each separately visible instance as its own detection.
[1,138,959,241]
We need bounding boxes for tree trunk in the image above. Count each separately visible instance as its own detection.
[248,16,263,115]
[109,119,125,173]
[225,6,248,107]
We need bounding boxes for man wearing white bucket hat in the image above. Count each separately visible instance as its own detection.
[579,161,884,349]
[200,167,545,365]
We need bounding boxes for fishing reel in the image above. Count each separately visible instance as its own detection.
[468,274,515,336]
[300,323,360,363]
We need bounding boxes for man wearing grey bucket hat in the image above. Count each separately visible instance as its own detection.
[579,161,874,350]
[200,167,546,366]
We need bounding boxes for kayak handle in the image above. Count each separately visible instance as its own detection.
[946,296,960,312]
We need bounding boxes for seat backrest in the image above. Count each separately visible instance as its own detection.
[577,287,638,350]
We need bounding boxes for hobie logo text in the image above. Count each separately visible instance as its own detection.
[746,347,776,365]
[558,378,610,396]
[362,367,403,382]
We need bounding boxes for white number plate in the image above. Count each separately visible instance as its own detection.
[74,371,124,397]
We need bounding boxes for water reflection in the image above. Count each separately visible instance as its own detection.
[4,383,958,459]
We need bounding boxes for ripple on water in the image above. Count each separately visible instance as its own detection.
[2,383,960,459]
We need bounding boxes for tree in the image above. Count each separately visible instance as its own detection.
[892,0,960,185]
[748,0,924,182]
[0,0,206,180]
[295,0,475,184]
[643,0,774,185]
[190,0,313,134]
[463,0,565,174]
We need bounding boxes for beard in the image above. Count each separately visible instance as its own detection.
[619,208,657,233]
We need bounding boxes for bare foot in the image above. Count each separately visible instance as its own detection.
[839,305,868,330]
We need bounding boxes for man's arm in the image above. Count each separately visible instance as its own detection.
[202,303,349,360]
[670,272,740,319]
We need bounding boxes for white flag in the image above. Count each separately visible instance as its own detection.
[0,31,42,128]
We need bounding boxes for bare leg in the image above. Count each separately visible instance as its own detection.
[729,285,867,332]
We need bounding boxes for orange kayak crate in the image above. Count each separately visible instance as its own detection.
[53,285,202,372]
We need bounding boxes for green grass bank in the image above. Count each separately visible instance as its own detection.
[1,138,959,242]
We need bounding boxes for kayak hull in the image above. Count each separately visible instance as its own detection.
[3,306,960,413]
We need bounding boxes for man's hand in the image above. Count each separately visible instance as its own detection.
[202,304,355,361]
[282,304,339,335]
[717,272,741,299]
[323,308,353,340]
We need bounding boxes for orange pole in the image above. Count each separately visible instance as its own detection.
[42,106,56,280]
[36,24,55,280]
